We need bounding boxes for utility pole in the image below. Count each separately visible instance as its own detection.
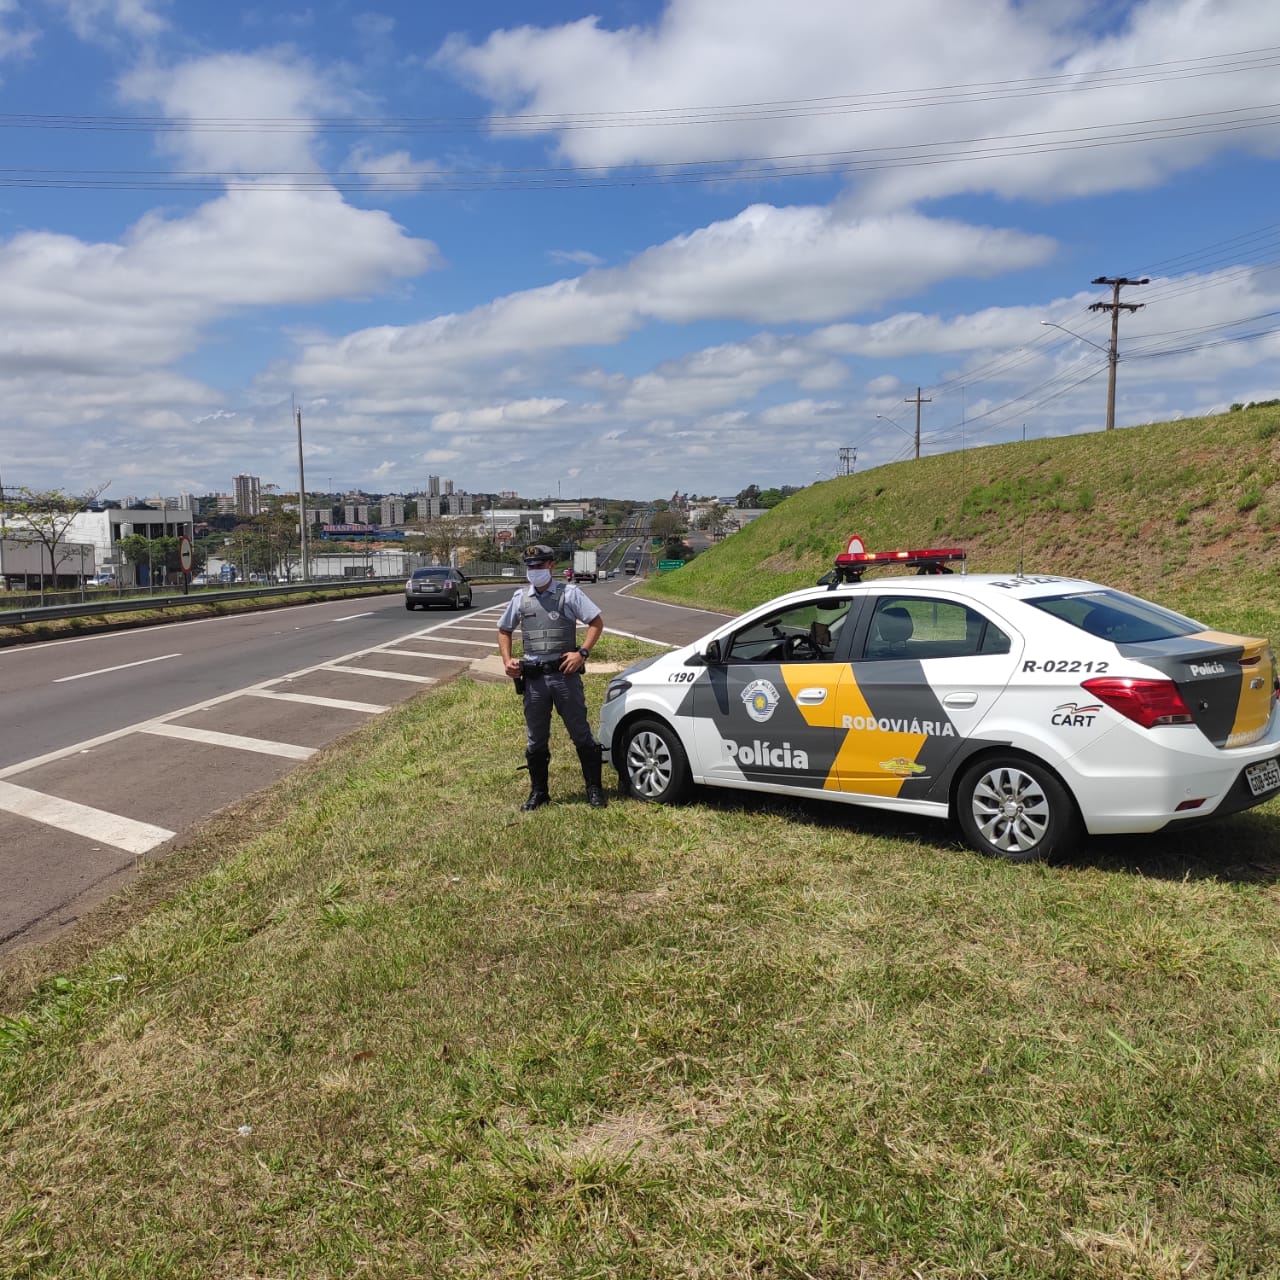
[905,387,930,460]
[1088,276,1148,431]
[838,446,857,476]
[295,403,310,582]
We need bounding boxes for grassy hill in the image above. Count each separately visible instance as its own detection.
[650,404,1280,636]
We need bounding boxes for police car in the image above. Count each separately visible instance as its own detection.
[598,536,1280,861]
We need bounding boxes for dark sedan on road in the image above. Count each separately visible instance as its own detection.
[405,566,473,610]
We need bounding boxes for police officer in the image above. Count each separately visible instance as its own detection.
[497,544,607,811]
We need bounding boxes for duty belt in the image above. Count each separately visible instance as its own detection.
[520,657,562,676]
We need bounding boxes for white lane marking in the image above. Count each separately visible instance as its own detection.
[613,582,734,615]
[449,625,502,633]
[332,612,374,622]
[53,653,181,683]
[0,606,485,783]
[0,780,174,854]
[605,627,677,648]
[247,690,388,713]
[377,650,476,661]
[141,723,316,760]
[324,665,438,684]
[0,594,409,656]
[397,636,492,648]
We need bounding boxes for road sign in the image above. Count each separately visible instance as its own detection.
[657,559,685,571]
[178,535,194,572]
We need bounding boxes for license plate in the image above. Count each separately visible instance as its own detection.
[1246,757,1280,797]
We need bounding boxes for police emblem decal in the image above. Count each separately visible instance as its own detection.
[741,678,781,723]
[547,611,560,620]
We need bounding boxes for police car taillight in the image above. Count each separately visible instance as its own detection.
[1082,677,1194,728]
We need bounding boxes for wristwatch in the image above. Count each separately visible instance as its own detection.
[578,646,591,659]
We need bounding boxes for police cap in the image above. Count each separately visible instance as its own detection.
[522,543,556,565]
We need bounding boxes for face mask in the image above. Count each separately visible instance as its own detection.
[526,568,553,589]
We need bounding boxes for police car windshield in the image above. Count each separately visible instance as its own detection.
[1028,589,1203,643]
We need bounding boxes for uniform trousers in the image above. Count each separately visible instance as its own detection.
[523,670,596,752]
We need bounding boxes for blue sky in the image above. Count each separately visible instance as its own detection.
[0,0,1277,504]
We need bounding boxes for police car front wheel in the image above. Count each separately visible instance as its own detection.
[956,755,1081,863]
[621,719,691,803]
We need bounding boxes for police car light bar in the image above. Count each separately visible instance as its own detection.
[824,534,966,584]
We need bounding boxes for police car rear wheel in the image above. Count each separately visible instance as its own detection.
[622,718,690,803]
[956,755,1080,863]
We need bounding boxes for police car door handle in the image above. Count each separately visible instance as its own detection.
[796,687,828,704]
[943,692,978,708]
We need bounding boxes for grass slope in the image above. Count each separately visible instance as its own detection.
[651,405,1280,634]
[2,673,1279,1279]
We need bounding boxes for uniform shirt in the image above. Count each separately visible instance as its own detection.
[498,581,602,657]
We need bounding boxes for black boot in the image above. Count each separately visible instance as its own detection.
[577,742,608,809]
[521,749,551,811]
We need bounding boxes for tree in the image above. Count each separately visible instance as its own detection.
[650,509,685,542]
[6,484,107,602]
[693,503,731,538]
[736,483,761,509]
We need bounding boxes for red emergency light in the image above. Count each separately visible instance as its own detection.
[822,534,966,585]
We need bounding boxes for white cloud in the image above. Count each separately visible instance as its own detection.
[437,0,1280,210]
[286,202,1053,401]
[57,0,167,40]
[549,248,605,267]
[119,51,349,171]
[0,0,37,59]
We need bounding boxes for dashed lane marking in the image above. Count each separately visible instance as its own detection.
[141,723,317,760]
[0,780,175,855]
[332,612,375,621]
[53,653,182,683]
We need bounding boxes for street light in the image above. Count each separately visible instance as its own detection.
[1040,319,1118,435]
[1039,320,1109,353]
[875,411,912,437]
[876,411,919,458]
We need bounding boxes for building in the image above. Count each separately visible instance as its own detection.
[0,503,197,588]
[428,475,441,497]
[233,474,261,516]
[344,503,371,524]
[380,496,406,526]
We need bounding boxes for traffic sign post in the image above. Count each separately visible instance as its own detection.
[179,534,193,594]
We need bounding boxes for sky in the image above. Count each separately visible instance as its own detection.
[0,0,1277,505]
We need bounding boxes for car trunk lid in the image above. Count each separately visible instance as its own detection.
[1117,631,1278,748]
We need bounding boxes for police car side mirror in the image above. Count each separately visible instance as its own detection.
[701,638,724,665]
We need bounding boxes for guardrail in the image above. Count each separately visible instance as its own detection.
[0,577,402,628]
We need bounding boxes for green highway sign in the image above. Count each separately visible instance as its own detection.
[657,559,686,571]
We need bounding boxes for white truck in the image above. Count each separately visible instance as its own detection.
[572,549,599,582]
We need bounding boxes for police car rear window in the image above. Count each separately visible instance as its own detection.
[412,567,450,578]
[1028,589,1202,643]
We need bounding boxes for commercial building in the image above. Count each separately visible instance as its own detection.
[233,474,262,516]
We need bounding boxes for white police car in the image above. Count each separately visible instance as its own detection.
[599,537,1280,861]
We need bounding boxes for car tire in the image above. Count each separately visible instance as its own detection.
[620,718,691,803]
[955,754,1081,863]
[405,600,416,611]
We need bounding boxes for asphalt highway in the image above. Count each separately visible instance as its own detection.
[0,577,727,955]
